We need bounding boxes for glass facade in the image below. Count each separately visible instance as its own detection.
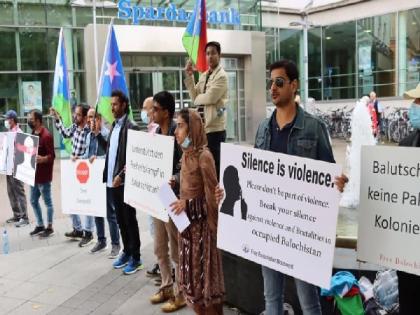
[0,0,261,116]
[0,0,419,115]
[122,55,245,142]
[265,7,420,102]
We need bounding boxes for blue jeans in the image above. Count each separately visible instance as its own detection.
[95,188,120,245]
[262,266,322,315]
[30,182,54,227]
[71,214,94,232]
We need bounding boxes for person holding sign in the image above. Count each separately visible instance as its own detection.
[397,83,420,314]
[171,109,224,315]
[148,91,185,312]
[217,60,348,315]
[50,104,95,245]
[3,110,29,227]
[184,41,228,179]
[103,90,143,275]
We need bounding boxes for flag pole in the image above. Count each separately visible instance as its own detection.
[94,20,113,115]
[93,0,99,91]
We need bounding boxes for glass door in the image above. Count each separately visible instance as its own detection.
[127,70,181,111]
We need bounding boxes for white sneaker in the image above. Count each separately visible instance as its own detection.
[15,218,29,228]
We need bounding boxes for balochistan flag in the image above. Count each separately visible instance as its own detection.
[182,0,208,72]
[52,28,72,153]
[96,24,130,124]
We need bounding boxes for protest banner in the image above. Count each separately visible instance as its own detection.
[0,132,15,175]
[13,133,39,186]
[358,146,420,275]
[217,143,342,288]
[124,130,174,222]
[61,159,106,217]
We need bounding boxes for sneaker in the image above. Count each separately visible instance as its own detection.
[108,244,121,259]
[15,218,29,228]
[161,296,187,313]
[91,241,107,253]
[150,286,174,304]
[39,227,54,238]
[113,252,130,269]
[78,231,94,247]
[29,226,45,236]
[64,229,83,239]
[146,263,161,278]
[6,217,19,224]
[123,257,144,275]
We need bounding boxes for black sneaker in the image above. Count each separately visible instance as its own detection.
[146,263,161,278]
[90,241,107,253]
[39,227,54,238]
[30,226,45,236]
[64,229,83,239]
[79,231,94,247]
[6,217,19,224]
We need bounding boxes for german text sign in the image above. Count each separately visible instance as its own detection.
[124,130,174,222]
[217,143,342,288]
[61,159,106,217]
[358,146,420,275]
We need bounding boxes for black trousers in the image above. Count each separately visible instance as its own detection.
[206,130,226,180]
[397,270,420,314]
[110,186,141,261]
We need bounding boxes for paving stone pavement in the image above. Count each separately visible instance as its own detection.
[0,139,356,314]
[0,227,239,315]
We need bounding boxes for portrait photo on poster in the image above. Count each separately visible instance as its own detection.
[220,165,248,220]
[13,133,39,186]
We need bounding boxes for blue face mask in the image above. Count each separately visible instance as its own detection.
[141,111,149,124]
[409,103,420,129]
[181,136,191,149]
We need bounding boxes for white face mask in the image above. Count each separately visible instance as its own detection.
[4,120,10,130]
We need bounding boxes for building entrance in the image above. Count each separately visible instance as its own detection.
[125,56,245,142]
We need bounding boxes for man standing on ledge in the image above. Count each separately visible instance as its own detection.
[103,90,143,275]
[184,41,228,178]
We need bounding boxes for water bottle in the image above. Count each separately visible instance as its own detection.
[2,229,9,255]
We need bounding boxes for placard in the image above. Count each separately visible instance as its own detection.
[61,159,106,217]
[217,143,342,288]
[124,130,174,222]
[13,133,39,186]
[0,132,15,175]
[358,146,420,275]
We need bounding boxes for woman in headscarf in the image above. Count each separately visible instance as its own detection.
[170,108,225,315]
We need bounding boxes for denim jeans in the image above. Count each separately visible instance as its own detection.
[262,266,321,315]
[95,187,120,245]
[30,182,54,227]
[71,214,94,232]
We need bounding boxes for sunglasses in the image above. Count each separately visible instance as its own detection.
[266,77,291,90]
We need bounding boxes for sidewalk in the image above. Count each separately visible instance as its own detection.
[0,139,354,314]
[0,216,237,315]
